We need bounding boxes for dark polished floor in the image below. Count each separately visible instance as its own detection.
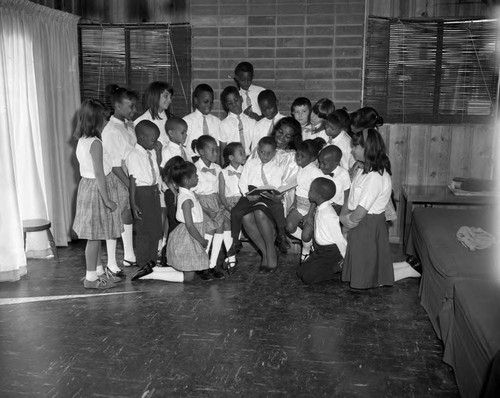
[0,241,458,397]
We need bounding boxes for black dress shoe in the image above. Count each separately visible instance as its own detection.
[275,234,289,254]
[209,267,225,279]
[106,267,125,278]
[259,265,277,274]
[227,240,242,257]
[406,255,423,274]
[197,270,213,281]
[131,261,154,281]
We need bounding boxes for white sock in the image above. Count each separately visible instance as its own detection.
[210,234,224,268]
[86,271,98,281]
[204,234,214,255]
[393,263,421,282]
[107,262,121,273]
[141,267,184,282]
[393,261,410,269]
[302,240,313,256]
[106,239,118,267]
[96,265,104,276]
[223,231,235,262]
[122,224,136,262]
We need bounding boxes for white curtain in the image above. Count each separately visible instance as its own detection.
[0,0,80,281]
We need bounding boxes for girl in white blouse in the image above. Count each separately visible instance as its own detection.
[340,129,394,289]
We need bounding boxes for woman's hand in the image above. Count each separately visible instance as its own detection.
[261,191,284,203]
[131,204,142,220]
[105,200,117,212]
[246,194,260,202]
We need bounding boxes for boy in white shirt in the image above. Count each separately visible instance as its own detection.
[127,121,162,271]
[324,111,355,171]
[233,61,265,121]
[249,89,285,152]
[318,145,351,215]
[183,84,221,160]
[297,177,346,285]
[219,85,255,157]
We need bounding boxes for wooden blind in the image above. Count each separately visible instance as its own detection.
[364,17,498,124]
[78,23,192,118]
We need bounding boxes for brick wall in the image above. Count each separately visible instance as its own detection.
[189,0,366,117]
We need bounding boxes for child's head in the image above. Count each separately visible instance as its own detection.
[162,156,185,185]
[192,135,218,164]
[223,142,246,168]
[324,113,342,139]
[295,139,321,168]
[308,177,336,206]
[257,89,279,120]
[310,98,335,127]
[144,81,174,119]
[271,117,302,151]
[74,99,108,139]
[106,84,138,120]
[165,116,188,146]
[257,136,277,164]
[350,107,384,133]
[193,84,214,115]
[352,128,392,175]
[234,62,254,91]
[170,158,198,189]
[221,86,243,115]
[291,97,312,127]
[135,120,160,151]
[318,145,342,175]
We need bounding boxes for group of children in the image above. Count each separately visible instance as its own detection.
[72,61,420,291]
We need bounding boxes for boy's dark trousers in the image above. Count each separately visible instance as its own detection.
[134,185,162,266]
[296,242,343,285]
[230,196,286,239]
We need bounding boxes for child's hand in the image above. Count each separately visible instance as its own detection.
[243,106,261,121]
[261,191,283,202]
[153,141,163,153]
[246,194,260,202]
[204,208,218,218]
[132,204,142,220]
[201,239,209,249]
[105,200,117,212]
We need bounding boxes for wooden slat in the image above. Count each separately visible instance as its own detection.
[469,124,495,179]
[406,125,430,185]
[427,125,451,185]
[448,124,471,178]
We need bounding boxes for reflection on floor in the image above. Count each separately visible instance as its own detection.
[0,241,458,397]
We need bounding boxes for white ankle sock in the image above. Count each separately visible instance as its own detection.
[393,263,421,282]
[204,234,214,255]
[223,231,235,262]
[210,234,224,268]
[302,240,312,256]
[106,239,118,267]
[107,263,121,273]
[96,265,104,276]
[86,271,98,281]
[141,267,184,282]
[122,224,136,262]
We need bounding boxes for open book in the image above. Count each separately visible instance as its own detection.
[247,182,297,196]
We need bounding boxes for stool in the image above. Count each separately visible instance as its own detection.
[22,219,59,262]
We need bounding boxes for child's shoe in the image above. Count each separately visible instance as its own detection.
[275,233,290,254]
[227,240,242,257]
[131,260,155,281]
[209,267,225,279]
[197,269,213,281]
[83,277,115,290]
[105,267,125,282]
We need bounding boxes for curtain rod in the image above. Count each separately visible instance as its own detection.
[78,21,190,27]
[369,15,497,23]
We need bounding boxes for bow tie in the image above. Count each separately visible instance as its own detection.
[328,172,335,177]
[202,167,216,176]
[228,170,241,178]
[124,120,134,129]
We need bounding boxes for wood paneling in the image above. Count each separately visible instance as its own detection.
[382,123,496,237]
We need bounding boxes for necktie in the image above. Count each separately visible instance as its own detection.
[267,118,275,135]
[202,115,209,135]
[180,145,187,160]
[261,164,269,186]
[245,91,252,109]
[328,136,333,144]
[147,150,157,185]
[237,115,246,150]
[124,120,134,130]
[202,167,216,176]
[228,170,241,178]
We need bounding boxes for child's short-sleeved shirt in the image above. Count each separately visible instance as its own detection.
[192,159,221,195]
[239,84,265,116]
[221,164,243,198]
[238,155,283,196]
[101,116,137,169]
[249,112,285,152]
[348,168,392,214]
[183,109,221,160]
[323,165,351,206]
[126,144,161,187]
[176,187,203,223]
[219,112,255,155]
[296,162,323,199]
[134,110,169,147]
[314,201,347,256]
[325,130,355,170]
[161,141,188,167]
[76,137,112,178]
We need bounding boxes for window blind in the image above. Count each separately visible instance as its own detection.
[364,17,498,124]
[78,23,192,118]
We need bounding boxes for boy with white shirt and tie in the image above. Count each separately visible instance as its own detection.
[249,89,285,152]
[127,121,162,272]
[233,62,265,121]
[219,86,255,157]
[183,84,221,161]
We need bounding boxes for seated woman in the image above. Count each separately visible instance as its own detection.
[233,118,301,272]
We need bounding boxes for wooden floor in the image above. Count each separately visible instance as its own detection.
[0,241,458,397]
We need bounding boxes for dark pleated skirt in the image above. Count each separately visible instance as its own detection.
[341,213,394,289]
